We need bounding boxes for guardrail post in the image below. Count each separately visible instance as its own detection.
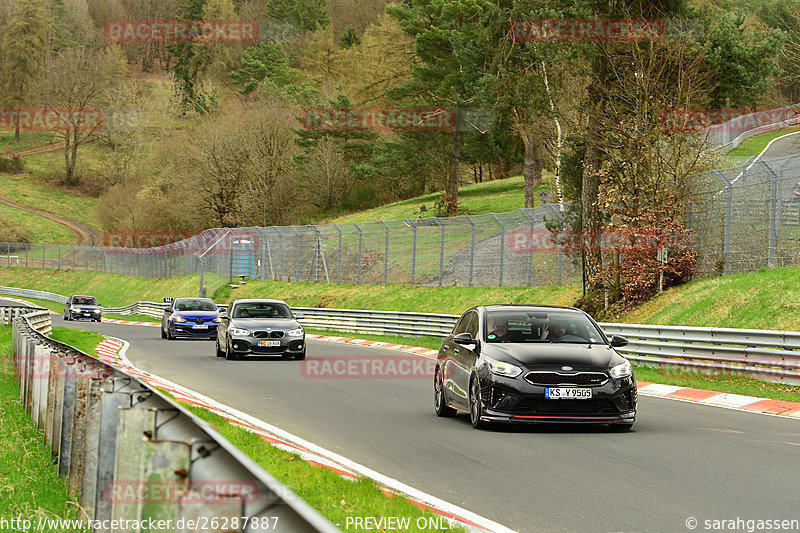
[68,362,92,495]
[80,376,107,519]
[94,382,139,526]
[58,355,78,479]
[492,213,506,286]
[378,220,389,284]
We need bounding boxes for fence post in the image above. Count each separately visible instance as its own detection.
[763,161,778,268]
[378,220,389,284]
[714,170,733,275]
[405,219,417,285]
[354,223,363,285]
[492,213,505,286]
[332,223,342,284]
[433,218,445,286]
[465,216,475,287]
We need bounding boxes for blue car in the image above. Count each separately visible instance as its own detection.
[161,297,220,340]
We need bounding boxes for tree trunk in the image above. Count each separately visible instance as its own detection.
[14,105,20,143]
[522,131,543,208]
[447,123,461,216]
[581,55,608,295]
[63,132,72,185]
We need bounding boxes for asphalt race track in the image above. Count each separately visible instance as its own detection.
[45,314,800,533]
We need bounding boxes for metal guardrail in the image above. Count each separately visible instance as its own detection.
[1,306,52,335]
[5,304,339,532]
[3,285,800,383]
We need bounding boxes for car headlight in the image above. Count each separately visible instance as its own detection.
[212,317,221,323]
[609,360,632,378]
[287,328,304,337]
[93,309,101,314]
[485,355,523,378]
[173,316,187,323]
[230,327,251,336]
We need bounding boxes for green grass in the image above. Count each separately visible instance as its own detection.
[726,126,800,157]
[0,131,59,152]
[615,265,800,331]
[326,175,550,224]
[0,268,229,308]
[48,327,104,356]
[0,327,89,529]
[179,401,467,532]
[0,203,74,244]
[0,145,103,230]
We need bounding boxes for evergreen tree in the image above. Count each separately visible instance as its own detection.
[1,0,48,141]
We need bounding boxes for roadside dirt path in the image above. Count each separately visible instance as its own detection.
[0,195,103,246]
[1,141,63,159]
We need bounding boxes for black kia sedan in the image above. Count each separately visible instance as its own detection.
[216,299,306,360]
[434,304,637,430]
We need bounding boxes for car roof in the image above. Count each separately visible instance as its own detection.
[479,304,584,314]
[71,295,96,299]
[232,299,288,305]
[174,297,214,302]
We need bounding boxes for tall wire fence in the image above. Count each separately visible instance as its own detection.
[2,154,800,287]
[0,204,580,287]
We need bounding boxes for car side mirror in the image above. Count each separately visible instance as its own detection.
[453,332,476,345]
[610,335,628,348]
[219,312,228,319]
[294,312,305,320]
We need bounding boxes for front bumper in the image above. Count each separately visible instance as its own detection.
[477,371,637,424]
[171,323,218,337]
[228,335,305,356]
[70,311,101,320]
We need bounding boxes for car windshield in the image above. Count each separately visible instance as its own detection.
[233,303,293,319]
[74,297,96,305]
[174,299,216,312]
[485,311,604,344]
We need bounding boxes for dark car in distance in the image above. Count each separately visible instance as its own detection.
[216,299,305,360]
[434,304,637,430]
[161,297,220,340]
[64,295,102,322]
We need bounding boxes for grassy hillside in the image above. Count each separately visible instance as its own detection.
[0,267,579,313]
[616,266,800,331]
[0,203,74,243]
[326,175,552,224]
[4,264,800,332]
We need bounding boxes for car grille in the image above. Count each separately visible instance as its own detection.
[514,398,620,414]
[524,371,608,387]
[253,330,284,339]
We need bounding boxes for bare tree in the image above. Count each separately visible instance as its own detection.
[41,45,125,185]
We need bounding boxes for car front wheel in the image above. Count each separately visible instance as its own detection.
[469,377,489,429]
[224,341,237,361]
[215,339,225,358]
[434,368,456,417]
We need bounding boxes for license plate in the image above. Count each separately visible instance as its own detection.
[259,340,280,347]
[545,387,592,399]
[191,325,208,329]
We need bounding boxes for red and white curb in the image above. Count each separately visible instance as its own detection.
[637,381,800,418]
[95,335,516,533]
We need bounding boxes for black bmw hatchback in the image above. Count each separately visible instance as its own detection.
[434,305,637,430]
